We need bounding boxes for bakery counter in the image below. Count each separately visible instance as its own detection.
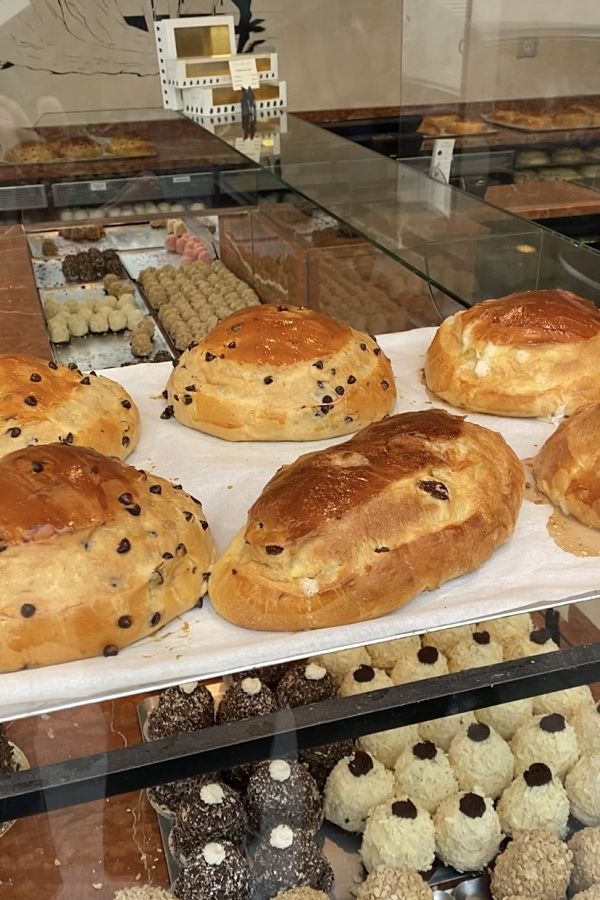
[0,225,50,359]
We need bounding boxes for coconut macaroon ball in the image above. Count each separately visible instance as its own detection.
[476,613,532,654]
[566,753,600,826]
[497,762,570,838]
[310,647,370,686]
[366,635,421,671]
[418,712,477,752]
[573,888,600,900]
[447,630,503,672]
[357,723,421,771]
[394,740,457,814]
[574,701,600,754]
[511,713,579,779]
[533,684,595,721]
[356,865,433,900]
[448,722,514,799]
[113,890,174,900]
[569,827,600,894]
[434,791,502,873]
[390,645,449,684]
[421,624,475,655]
[475,697,534,740]
[360,796,435,873]
[272,890,329,900]
[338,664,393,698]
[491,830,573,900]
[505,626,558,660]
[323,750,394,833]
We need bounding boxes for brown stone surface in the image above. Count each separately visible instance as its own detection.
[0,226,50,360]
[485,181,600,220]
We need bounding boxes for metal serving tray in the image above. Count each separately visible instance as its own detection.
[27,229,111,259]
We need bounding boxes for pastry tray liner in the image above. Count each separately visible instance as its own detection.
[3,327,600,721]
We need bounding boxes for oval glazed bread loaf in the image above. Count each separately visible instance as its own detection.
[166,304,396,440]
[533,403,600,528]
[210,409,524,631]
[424,290,600,417]
[0,355,140,460]
[0,444,216,672]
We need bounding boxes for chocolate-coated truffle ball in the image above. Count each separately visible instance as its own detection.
[252,825,333,898]
[146,682,214,740]
[277,663,336,708]
[231,664,290,690]
[169,781,248,863]
[246,759,323,835]
[300,739,355,791]
[217,677,279,725]
[172,840,251,900]
[146,774,207,819]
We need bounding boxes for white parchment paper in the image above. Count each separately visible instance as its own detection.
[3,328,599,720]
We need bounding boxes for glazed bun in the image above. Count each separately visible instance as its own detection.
[0,444,216,672]
[166,304,396,441]
[210,410,524,631]
[534,403,600,528]
[425,290,600,417]
[0,355,140,460]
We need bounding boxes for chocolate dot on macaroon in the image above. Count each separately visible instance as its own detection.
[392,799,418,819]
[530,628,553,646]
[413,740,437,760]
[467,723,490,743]
[20,603,36,618]
[524,763,552,787]
[353,664,375,683]
[459,792,486,819]
[418,646,439,665]
[473,631,491,645]
[540,713,566,733]
[348,751,373,777]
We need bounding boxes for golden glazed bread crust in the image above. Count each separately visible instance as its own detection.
[167,304,396,441]
[0,444,216,672]
[424,290,600,417]
[0,355,140,461]
[210,409,524,631]
[534,403,600,528]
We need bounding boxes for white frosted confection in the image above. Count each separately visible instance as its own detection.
[423,624,475,654]
[477,614,532,654]
[126,308,145,330]
[505,629,559,660]
[497,765,570,837]
[89,311,108,334]
[179,682,198,694]
[241,677,261,696]
[44,298,62,318]
[573,702,600,753]
[200,783,225,805]
[67,313,88,337]
[418,712,476,752]
[448,632,503,672]
[475,698,534,740]
[573,888,600,900]
[356,724,420,770]
[269,760,291,782]
[360,796,435,873]
[310,647,370,685]
[202,842,226,865]
[511,714,579,779]
[48,318,70,344]
[270,825,294,849]
[113,888,174,900]
[108,309,128,332]
[566,754,600,826]
[100,295,118,309]
[448,723,514,799]
[323,752,395,833]
[390,646,449,684]
[434,792,502,873]
[338,666,393,698]
[366,636,421,671]
[394,741,458,813]
[533,686,595,721]
[304,664,326,681]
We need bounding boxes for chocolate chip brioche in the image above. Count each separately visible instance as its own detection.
[210,409,524,630]
[0,355,140,461]
[0,444,216,672]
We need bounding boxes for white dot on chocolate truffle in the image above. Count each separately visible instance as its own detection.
[241,677,261,696]
[269,760,291,782]
[270,825,294,849]
[304,663,326,681]
[202,842,226,865]
[200,783,225,805]
[179,681,198,695]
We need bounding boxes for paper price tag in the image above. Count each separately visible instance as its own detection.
[90,181,107,192]
[228,57,260,90]
[234,136,262,163]
[429,139,455,184]
[172,174,191,184]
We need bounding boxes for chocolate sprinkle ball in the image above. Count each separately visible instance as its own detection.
[172,840,251,900]
[217,677,279,725]
[146,683,214,740]
[146,775,208,819]
[300,739,355,791]
[0,724,14,775]
[277,663,336,708]
[169,781,248,862]
[252,825,334,898]
[230,664,290,691]
[246,760,323,835]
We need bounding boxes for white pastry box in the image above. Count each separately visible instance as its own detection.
[165,50,279,90]
[182,81,287,117]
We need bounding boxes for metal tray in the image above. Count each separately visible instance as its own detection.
[481,112,600,132]
[27,229,111,259]
[119,248,184,281]
[105,224,168,251]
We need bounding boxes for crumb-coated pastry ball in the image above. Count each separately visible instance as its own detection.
[506,627,559,660]
[356,865,433,900]
[272,890,328,900]
[422,624,474,655]
[338,664,393,697]
[246,759,323,834]
[566,754,600,826]
[491,830,573,900]
[324,750,394,833]
[418,711,476,751]
[394,740,458,813]
[172,840,251,900]
[477,613,532,653]
[569,827,600,894]
[89,311,109,334]
[475,697,533,740]
[146,683,214,740]
[0,356,140,461]
[447,630,503,672]
[0,444,216,672]
[448,722,513,799]
[434,791,502,873]
[299,739,355,791]
[425,289,600,418]
[511,713,579,779]
[48,318,70,344]
[230,664,289,690]
[573,888,600,900]
[166,303,396,441]
[309,648,370,686]
[277,663,336,708]
[533,685,595,720]
[574,701,600,753]
[217,677,278,724]
[169,781,247,862]
[0,725,14,775]
[360,796,435,873]
[113,888,174,900]
[366,636,421,671]
[146,774,206,819]
[252,825,333,898]
[497,762,569,837]
[391,645,449,684]
[356,723,420,770]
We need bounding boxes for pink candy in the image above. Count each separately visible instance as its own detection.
[165,234,177,252]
